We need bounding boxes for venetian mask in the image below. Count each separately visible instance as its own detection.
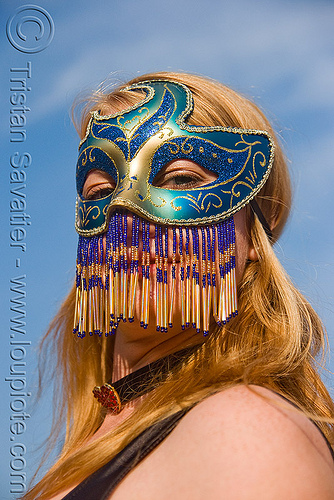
[73,80,274,338]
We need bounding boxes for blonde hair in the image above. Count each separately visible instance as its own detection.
[24,72,334,499]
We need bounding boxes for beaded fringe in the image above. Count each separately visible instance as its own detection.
[73,211,237,338]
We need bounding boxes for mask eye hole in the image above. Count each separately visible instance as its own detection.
[152,159,217,190]
[82,169,116,200]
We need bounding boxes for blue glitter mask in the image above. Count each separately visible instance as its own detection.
[75,80,274,236]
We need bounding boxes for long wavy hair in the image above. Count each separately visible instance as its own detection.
[24,72,334,499]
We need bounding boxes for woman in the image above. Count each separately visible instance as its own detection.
[25,72,334,499]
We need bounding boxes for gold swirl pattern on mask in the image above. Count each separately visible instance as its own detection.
[170,192,223,213]
[78,204,101,227]
[116,106,150,134]
[78,147,96,169]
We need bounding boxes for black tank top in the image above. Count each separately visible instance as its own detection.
[62,400,334,499]
[62,408,189,499]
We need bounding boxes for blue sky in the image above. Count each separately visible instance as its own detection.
[1,0,334,495]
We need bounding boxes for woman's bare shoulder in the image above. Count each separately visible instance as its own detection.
[181,385,333,463]
[162,385,334,498]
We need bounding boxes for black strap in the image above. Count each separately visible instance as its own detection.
[250,199,272,240]
[62,409,189,499]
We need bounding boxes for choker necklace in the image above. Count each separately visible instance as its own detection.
[93,346,198,414]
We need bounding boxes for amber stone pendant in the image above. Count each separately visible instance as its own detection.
[93,383,122,414]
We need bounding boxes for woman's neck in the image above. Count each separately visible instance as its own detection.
[90,324,202,440]
[111,320,203,382]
